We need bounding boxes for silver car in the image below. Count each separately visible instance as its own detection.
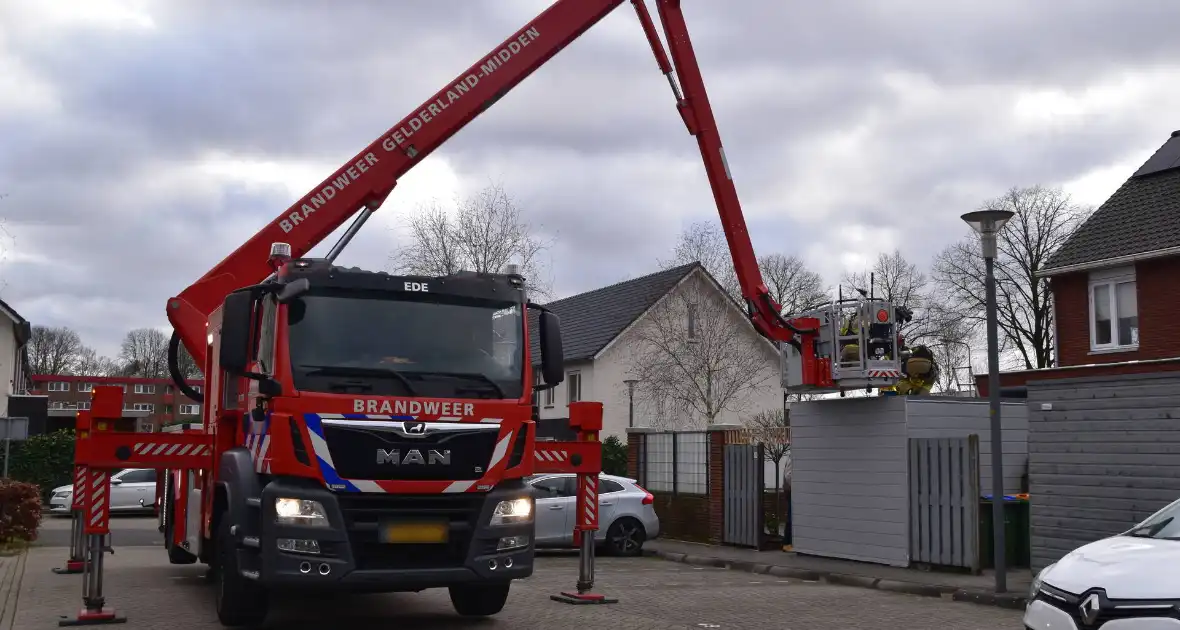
[48,468,159,515]
[527,473,659,556]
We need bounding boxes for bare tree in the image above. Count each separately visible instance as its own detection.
[843,250,932,343]
[659,221,740,302]
[74,347,125,377]
[932,185,1090,370]
[119,328,171,379]
[758,253,830,315]
[925,305,978,393]
[743,407,790,536]
[625,269,778,428]
[391,182,555,299]
[27,325,84,375]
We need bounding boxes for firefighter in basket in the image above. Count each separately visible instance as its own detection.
[894,344,938,395]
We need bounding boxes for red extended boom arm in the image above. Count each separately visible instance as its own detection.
[167,0,809,371]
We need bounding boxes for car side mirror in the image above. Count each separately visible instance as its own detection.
[539,310,564,388]
[110,478,123,485]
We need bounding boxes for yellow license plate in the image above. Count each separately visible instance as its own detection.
[379,521,449,544]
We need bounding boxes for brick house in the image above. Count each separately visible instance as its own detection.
[31,374,205,433]
[979,129,1180,393]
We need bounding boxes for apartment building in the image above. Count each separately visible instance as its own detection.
[31,374,205,433]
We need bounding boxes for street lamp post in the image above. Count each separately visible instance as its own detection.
[961,208,1014,594]
[624,379,639,428]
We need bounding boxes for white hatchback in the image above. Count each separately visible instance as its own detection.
[48,468,159,515]
[1025,497,1180,629]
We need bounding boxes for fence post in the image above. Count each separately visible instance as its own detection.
[625,428,650,484]
[671,433,679,496]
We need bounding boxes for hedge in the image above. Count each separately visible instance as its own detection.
[602,435,628,477]
[0,480,41,542]
[0,428,77,501]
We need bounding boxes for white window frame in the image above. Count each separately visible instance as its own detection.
[567,371,582,405]
[78,383,94,392]
[1088,266,1139,352]
[179,404,200,415]
[132,403,155,413]
[686,302,699,341]
[134,384,155,395]
[47,381,69,392]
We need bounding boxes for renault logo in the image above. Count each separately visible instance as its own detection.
[403,421,427,436]
[1079,593,1102,626]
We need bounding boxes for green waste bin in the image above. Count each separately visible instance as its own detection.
[978,495,1030,569]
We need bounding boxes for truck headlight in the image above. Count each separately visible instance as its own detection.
[490,498,533,526]
[274,498,329,528]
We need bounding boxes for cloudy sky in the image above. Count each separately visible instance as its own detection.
[2,0,1179,359]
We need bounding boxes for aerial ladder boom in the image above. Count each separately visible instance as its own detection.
[166,0,900,399]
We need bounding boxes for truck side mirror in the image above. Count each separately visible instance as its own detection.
[219,291,255,375]
[539,310,565,387]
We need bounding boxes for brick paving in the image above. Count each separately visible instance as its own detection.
[11,546,1022,629]
[0,550,26,630]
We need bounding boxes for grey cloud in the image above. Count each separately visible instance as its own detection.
[2,0,1178,357]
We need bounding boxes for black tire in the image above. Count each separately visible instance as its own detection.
[449,582,510,617]
[214,518,269,627]
[605,517,646,557]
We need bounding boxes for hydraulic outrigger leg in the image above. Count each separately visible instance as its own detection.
[52,465,89,575]
[541,402,618,605]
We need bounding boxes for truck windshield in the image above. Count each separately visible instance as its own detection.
[286,293,524,401]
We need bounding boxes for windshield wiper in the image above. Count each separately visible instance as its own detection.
[301,365,418,396]
[409,371,506,398]
[1126,517,1173,539]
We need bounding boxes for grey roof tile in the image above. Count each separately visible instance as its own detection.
[528,263,699,365]
[1046,132,1180,270]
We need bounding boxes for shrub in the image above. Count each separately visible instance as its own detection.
[601,435,629,477]
[0,479,41,542]
[0,428,78,501]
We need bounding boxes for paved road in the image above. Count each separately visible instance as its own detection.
[16,544,1022,629]
[37,512,161,548]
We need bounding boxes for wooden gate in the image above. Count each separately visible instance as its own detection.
[908,435,981,571]
[723,443,764,547]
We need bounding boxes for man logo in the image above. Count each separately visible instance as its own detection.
[376,448,451,466]
[403,421,427,436]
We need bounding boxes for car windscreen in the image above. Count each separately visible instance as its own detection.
[1124,497,1180,540]
[286,291,524,401]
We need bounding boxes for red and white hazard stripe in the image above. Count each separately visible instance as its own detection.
[87,469,109,529]
[132,441,210,457]
[534,447,568,463]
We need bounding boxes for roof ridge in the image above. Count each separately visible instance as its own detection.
[540,261,700,307]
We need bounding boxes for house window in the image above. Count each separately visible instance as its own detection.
[180,404,200,415]
[686,303,698,340]
[77,401,90,411]
[47,381,69,392]
[131,403,154,413]
[1089,267,1138,351]
[567,371,582,405]
[134,384,155,395]
[78,383,94,392]
[543,383,554,407]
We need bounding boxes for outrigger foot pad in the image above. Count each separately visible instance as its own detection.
[51,561,86,575]
[58,608,127,626]
[550,591,618,605]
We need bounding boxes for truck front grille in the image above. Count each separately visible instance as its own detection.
[321,421,499,482]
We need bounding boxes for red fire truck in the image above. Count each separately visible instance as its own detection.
[58,0,909,627]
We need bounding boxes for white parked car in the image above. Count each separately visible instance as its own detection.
[527,473,660,556]
[1025,496,1180,629]
[48,468,159,515]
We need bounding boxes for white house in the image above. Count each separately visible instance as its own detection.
[529,262,784,441]
[0,298,32,418]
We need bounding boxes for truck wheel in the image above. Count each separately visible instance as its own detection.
[214,518,268,627]
[449,582,510,616]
